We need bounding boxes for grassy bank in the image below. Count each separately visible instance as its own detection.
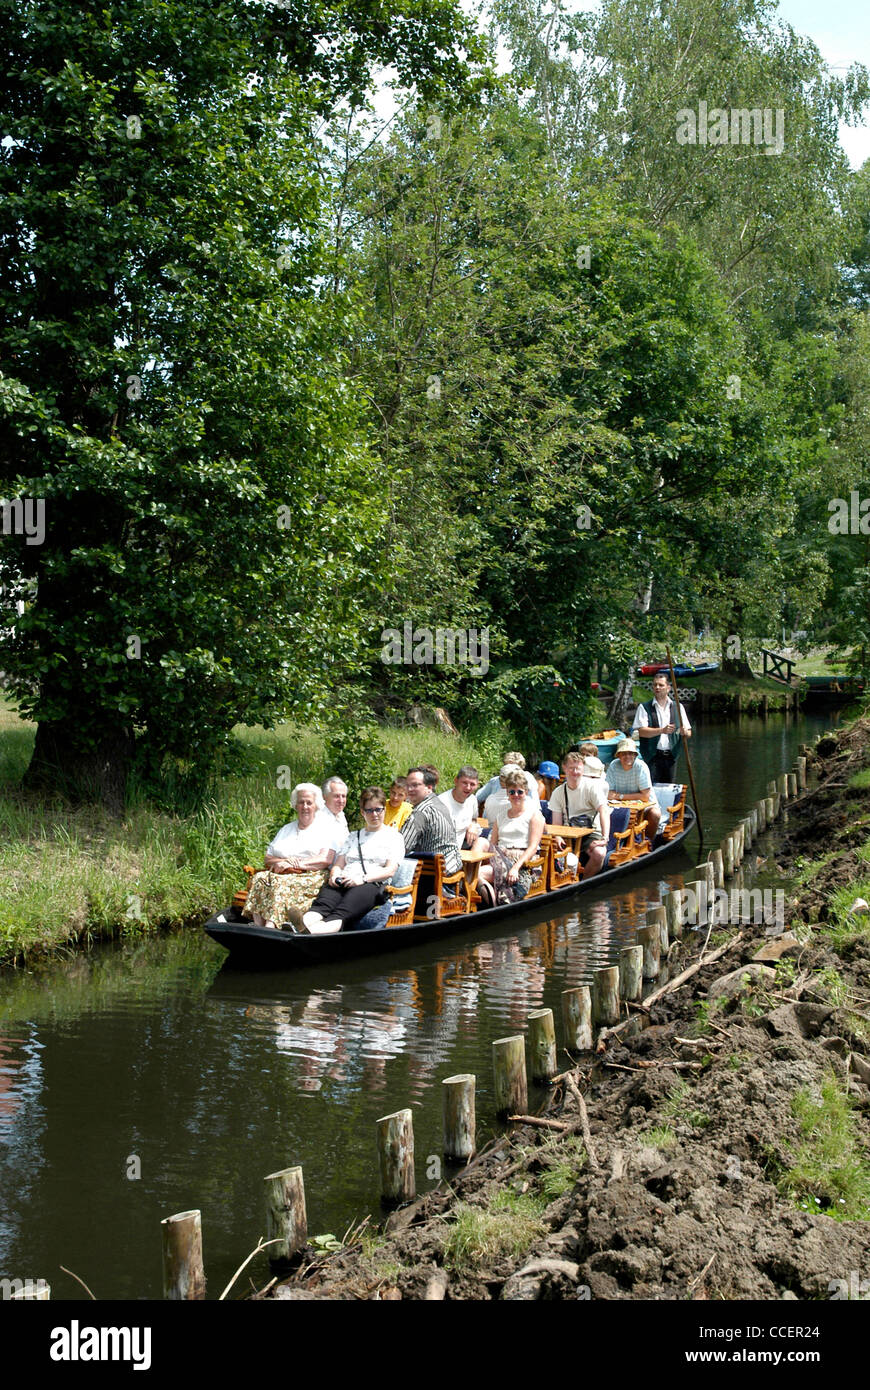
[0,700,498,966]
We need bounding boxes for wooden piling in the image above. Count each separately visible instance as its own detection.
[264,1166,308,1264]
[492,1035,528,1117]
[779,772,789,803]
[788,772,798,798]
[733,822,745,867]
[749,806,759,838]
[741,816,753,852]
[755,798,767,832]
[561,987,593,1052]
[664,890,684,940]
[527,1008,557,1083]
[376,1109,416,1205]
[795,756,807,791]
[161,1209,206,1300]
[11,1281,50,1300]
[442,1074,476,1162]
[765,795,775,826]
[709,847,724,890]
[647,904,668,955]
[637,922,661,979]
[619,945,643,1003]
[721,834,734,879]
[684,877,708,928]
[592,966,621,1026]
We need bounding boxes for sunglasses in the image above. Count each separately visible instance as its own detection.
[363,806,385,813]
[507,789,526,798]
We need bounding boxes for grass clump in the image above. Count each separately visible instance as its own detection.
[646,1125,677,1149]
[847,767,870,792]
[442,1189,547,1271]
[662,1080,711,1130]
[780,1075,870,1221]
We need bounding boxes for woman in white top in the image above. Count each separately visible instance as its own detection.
[477,772,545,906]
[244,783,340,930]
[302,787,405,935]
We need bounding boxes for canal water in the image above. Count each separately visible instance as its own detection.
[0,711,839,1300]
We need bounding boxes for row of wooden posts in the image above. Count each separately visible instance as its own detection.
[21,756,807,1300]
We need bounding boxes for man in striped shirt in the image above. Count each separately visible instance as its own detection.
[605,738,662,843]
[402,766,463,875]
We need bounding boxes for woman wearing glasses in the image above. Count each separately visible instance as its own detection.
[301,788,405,935]
[477,771,545,906]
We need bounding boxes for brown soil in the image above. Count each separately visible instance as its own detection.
[267,727,870,1302]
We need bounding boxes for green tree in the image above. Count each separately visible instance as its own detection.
[0,0,483,808]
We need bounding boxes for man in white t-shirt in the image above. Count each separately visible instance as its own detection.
[438,765,482,850]
[548,752,611,877]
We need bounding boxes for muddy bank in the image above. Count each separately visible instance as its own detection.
[267,729,870,1302]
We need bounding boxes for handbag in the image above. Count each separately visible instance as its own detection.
[356,832,389,905]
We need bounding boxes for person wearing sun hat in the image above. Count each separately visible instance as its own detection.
[605,737,661,843]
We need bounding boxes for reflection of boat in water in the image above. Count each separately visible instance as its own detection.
[204,806,696,970]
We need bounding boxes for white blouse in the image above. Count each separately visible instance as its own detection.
[266,818,334,862]
[336,826,405,884]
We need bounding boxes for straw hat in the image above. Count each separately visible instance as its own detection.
[582,756,605,777]
[616,738,638,756]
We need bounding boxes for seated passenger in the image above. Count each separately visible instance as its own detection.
[548,752,611,878]
[383,777,412,830]
[302,788,404,934]
[319,777,349,840]
[401,767,463,874]
[438,765,483,849]
[476,751,540,808]
[536,760,560,800]
[477,772,545,905]
[244,783,339,930]
[482,764,516,824]
[605,738,661,844]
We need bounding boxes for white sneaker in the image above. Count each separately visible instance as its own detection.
[302,912,323,931]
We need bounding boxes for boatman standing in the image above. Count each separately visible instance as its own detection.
[631,673,692,784]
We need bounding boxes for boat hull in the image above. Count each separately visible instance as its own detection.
[205,809,696,969]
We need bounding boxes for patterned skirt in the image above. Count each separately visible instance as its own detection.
[489,846,542,904]
[244,869,327,923]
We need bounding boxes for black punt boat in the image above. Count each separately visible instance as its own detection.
[204,806,696,969]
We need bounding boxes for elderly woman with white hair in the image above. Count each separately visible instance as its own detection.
[244,783,342,931]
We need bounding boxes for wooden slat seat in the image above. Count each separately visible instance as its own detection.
[232,865,257,910]
[661,786,687,840]
[607,807,654,866]
[413,853,474,920]
[383,860,423,927]
[544,834,579,890]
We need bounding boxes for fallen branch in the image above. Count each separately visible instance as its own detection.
[595,934,744,1046]
[59,1265,97,1301]
[219,1237,284,1302]
[563,1070,599,1169]
[507,1114,570,1132]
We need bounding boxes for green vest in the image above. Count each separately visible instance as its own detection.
[637,698,682,766]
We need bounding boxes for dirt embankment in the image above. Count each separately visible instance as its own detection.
[269,728,870,1301]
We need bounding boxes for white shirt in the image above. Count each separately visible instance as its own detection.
[632,696,691,752]
[336,825,405,884]
[438,789,478,848]
[314,808,349,852]
[549,779,608,824]
[267,818,335,861]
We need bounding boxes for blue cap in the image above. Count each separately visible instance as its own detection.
[538,760,559,777]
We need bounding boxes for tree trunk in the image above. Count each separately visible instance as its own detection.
[23,717,134,814]
[610,669,635,728]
